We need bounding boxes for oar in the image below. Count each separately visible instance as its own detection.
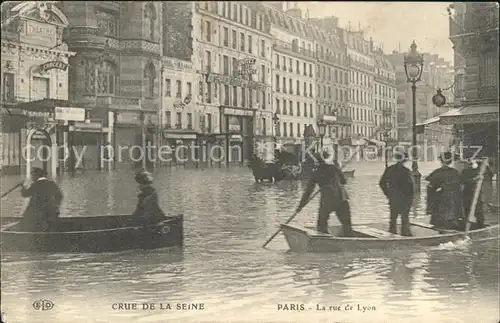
[1,182,23,199]
[262,190,320,249]
[465,157,489,234]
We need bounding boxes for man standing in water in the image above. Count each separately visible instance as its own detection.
[379,152,414,236]
[296,151,352,236]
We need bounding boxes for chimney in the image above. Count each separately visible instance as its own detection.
[286,8,302,19]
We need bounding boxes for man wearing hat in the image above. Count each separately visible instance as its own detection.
[426,151,463,230]
[296,151,352,236]
[379,152,414,236]
[132,169,167,226]
[20,167,63,231]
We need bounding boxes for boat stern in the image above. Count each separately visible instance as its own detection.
[281,224,311,252]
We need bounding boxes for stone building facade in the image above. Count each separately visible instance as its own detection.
[447,2,498,164]
[372,50,397,142]
[60,1,163,169]
[1,2,73,175]
[341,30,376,141]
[308,16,351,147]
[264,3,317,148]
[164,1,273,163]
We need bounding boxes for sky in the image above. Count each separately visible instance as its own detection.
[296,1,454,63]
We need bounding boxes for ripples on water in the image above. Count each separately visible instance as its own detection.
[1,161,499,323]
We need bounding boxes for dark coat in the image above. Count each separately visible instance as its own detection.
[298,163,348,213]
[379,163,414,213]
[132,185,166,226]
[425,165,463,229]
[21,179,63,231]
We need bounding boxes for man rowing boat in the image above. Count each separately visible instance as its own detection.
[296,151,353,236]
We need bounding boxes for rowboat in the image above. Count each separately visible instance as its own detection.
[281,221,499,253]
[0,214,183,253]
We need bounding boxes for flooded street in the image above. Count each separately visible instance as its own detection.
[1,161,499,323]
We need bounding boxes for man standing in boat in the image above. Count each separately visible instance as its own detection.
[296,151,353,236]
[379,152,414,236]
[425,152,463,231]
[133,169,167,226]
[20,167,63,231]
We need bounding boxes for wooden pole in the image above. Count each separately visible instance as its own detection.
[465,157,489,234]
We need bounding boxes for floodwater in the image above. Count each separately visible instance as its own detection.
[1,161,499,323]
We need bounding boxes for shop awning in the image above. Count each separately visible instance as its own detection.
[4,99,74,113]
[416,108,462,128]
[363,137,386,147]
[438,105,499,125]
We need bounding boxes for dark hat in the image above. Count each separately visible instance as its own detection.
[439,152,454,165]
[134,169,153,184]
[394,152,409,162]
[31,167,47,177]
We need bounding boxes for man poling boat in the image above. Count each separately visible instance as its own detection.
[296,151,353,236]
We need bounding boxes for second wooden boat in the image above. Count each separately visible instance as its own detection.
[281,221,499,253]
[0,214,183,253]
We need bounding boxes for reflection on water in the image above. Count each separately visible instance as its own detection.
[1,161,499,323]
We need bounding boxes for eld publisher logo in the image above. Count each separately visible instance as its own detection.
[33,299,54,311]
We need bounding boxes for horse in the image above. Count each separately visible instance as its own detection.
[248,156,282,183]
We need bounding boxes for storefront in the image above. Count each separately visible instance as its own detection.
[162,131,197,167]
[221,107,255,164]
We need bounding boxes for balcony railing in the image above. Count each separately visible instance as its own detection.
[375,74,396,85]
[273,40,315,60]
[63,26,105,49]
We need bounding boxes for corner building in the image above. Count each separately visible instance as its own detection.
[60,1,163,169]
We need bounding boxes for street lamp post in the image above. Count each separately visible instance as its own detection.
[318,121,326,151]
[404,41,424,193]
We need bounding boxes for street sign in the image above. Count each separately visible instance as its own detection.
[54,107,85,121]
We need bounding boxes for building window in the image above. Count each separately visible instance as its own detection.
[232,57,238,76]
[233,86,238,106]
[204,50,211,72]
[282,77,286,92]
[275,99,280,113]
[297,123,301,137]
[198,81,204,99]
[261,90,266,109]
[309,104,313,117]
[165,111,171,128]
[187,113,193,129]
[296,60,300,74]
[176,112,182,128]
[304,103,307,117]
[289,79,293,94]
[283,122,287,137]
[223,27,229,46]
[262,118,267,135]
[32,76,49,100]
[165,79,171,96]
[205,21,211,42]
[187,82,192,96]
[480,51,498,88]
[232,29,237,49]
[296,80,300,95]
[175,80,182,98]
[296,102,300,116]
[242,88,246,107]
[206,82,212,103]
[261,64,265,83]
[290,123,294,137]
[248,35,252,53]
[98,61,118,94]
[144,3,156,41]
[223,55,229,75]
[207,113,212,132]
[261,39,265,57]
[144,63,155,97]
[224,85,230,105]
[283,99,287,115]
[2,73,15,102]
[240,32,245,51]
[309,83,312,97]
[96,9,118,37]
[275,74,280,92]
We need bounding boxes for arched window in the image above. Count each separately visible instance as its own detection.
[144,63,155,97]
[98,61,118,95]
[144,3,156,41]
